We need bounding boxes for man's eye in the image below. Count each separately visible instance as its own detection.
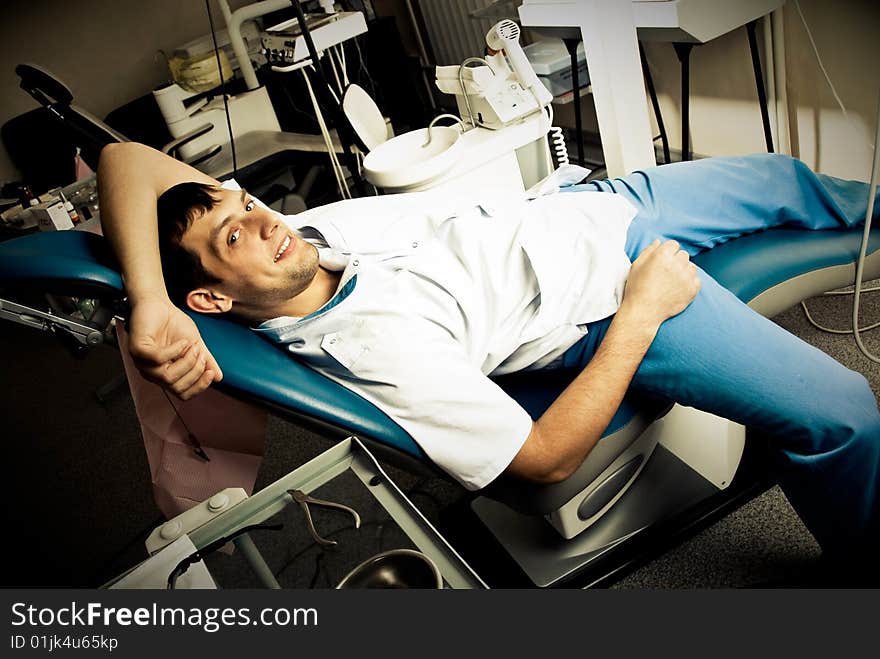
[229,228,240,245]
[245,200,255,212]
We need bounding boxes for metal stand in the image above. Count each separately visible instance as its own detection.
[563,38,585,166]
[154,438,487,590]
[640,42,671,164]
[746,19,775,153]
[672,21,775,163]
[672,42,694,161]
[472,444,718,587]
[233,533,281,589]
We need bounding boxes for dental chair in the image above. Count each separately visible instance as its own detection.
[1,221,878,587]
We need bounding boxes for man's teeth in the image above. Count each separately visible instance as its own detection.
[274,235,291,262]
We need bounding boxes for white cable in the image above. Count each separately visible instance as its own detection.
[353,37,378,96]
[324,81,340,107]
[545,104,568,167]
[800,285,880,334]
[793,0,874,150]
[270,59,312,74]
[341,45,348,85]
[334,45,349,87]
[327,48,344,97]
[850,90,880,363]
[800,300,880,335]
[301,67,350,199]
[823,286,880,295]
[793,0,879,358]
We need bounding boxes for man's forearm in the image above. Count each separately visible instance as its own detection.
[508,302,660,482]
[506,238,700,483]
[97,142,217,303]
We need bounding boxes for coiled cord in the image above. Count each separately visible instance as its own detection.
[549,126,569,166]
[546,105,569,167]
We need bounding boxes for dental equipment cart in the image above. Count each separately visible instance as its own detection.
[106,437,487,589]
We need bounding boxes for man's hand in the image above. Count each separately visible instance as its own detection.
[127,294,223,400]
[621,239,701,329]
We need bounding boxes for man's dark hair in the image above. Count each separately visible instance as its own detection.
[156,181,222,306]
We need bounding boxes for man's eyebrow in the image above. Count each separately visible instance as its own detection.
[209,189,248,253]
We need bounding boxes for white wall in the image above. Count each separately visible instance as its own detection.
[0,0,251,181]
[548,0,878,181]
[639,0,880,181]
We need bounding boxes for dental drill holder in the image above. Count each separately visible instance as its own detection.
[435,19,554,130]
[436,62,542,129]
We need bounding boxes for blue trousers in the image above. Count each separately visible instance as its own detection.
[561,154,880,556]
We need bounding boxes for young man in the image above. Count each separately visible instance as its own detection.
[98,142,879,568]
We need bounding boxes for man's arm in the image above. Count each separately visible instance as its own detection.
[507,239,701,483]
[97,142,223,399]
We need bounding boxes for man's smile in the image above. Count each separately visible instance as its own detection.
[274,234,293,262]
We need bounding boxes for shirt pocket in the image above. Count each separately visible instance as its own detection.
[518,224,586,330]
[320,330,368,371]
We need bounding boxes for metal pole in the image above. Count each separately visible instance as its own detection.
[233,533,281,589]
[673,42,693,161]
[640,42,670,164]
[747,19,775,153]
[563,38,584,166]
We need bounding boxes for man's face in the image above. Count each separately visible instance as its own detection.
[179,187,319,317]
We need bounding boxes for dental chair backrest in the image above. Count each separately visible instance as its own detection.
[15,64,128,171]
[0,230,433,466]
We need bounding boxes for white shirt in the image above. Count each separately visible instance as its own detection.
[238,184,637,490]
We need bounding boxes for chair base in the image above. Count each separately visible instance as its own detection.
[473,444,725,587]
[544,406,744,539]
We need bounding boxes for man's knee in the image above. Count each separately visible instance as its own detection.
[746,152,802,174]
[814,371,880,450]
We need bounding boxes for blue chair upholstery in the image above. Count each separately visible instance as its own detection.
[692,227,880,302]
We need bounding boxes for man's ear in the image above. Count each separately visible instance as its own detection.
[186,288,233,314]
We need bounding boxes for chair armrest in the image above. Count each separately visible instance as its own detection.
[161,123,215,157]
[185,144,223,168]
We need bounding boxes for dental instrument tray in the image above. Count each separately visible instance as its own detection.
[112,437,487,589]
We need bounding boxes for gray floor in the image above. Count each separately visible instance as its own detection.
[1,283,877,589]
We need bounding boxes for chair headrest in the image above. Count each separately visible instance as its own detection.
[16,63,74,107]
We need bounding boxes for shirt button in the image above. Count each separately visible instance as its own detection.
[352,259,359,266]
[329,338,337,344]
[411,241,418,248]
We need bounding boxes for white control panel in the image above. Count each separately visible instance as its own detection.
[260,11,367,65]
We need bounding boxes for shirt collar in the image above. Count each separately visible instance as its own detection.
[253,256,359,337]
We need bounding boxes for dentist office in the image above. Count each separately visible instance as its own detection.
[0,0,879,596]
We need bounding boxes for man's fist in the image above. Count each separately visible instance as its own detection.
[621,239,701,328]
